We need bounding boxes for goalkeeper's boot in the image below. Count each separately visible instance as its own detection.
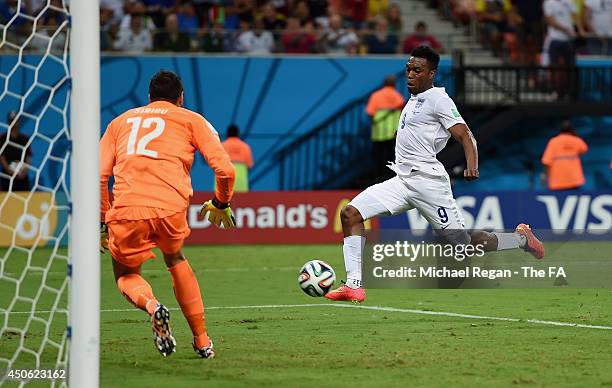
[193,333,215,359]
[516,223,545,260]
[151,304,176,357]
[324,282,365,303]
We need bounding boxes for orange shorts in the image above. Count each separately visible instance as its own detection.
[107,211,190,267]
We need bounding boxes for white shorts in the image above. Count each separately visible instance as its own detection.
[349,172,466,231]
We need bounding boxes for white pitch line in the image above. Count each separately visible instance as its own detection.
[3,303,612,331]
[335,304,612,330]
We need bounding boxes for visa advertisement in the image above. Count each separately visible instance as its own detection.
[379,191,612,233]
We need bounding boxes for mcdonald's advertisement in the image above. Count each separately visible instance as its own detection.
[187,192,377,244]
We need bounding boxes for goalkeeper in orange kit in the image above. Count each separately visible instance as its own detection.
[99,70,235,358]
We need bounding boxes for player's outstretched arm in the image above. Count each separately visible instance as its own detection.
[449,123,479,181]
[192,116,236,203]
[192,115,237,229]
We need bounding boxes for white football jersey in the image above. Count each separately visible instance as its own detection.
[393,87,465,177]
[543,0,577,42]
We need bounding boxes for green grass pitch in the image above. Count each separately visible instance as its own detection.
[1,244,612,387]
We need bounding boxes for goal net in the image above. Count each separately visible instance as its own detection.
[0,1,89,386]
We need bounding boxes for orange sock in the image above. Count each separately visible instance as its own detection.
[168,260,207,343]
[116,274,158,316]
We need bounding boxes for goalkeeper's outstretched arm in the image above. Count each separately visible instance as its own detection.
[192,115,236,228]
[192,116,236,203]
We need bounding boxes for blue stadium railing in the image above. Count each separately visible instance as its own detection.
[273,72,407,190]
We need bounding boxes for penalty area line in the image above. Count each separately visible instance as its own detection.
[4,303,612,331]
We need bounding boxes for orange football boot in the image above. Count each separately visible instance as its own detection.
[515,224,545,259]
[324,282,366,303]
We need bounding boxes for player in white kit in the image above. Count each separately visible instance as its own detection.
[325,46,544,303]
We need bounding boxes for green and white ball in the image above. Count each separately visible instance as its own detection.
[298,260,336,297]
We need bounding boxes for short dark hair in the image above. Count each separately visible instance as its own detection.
[227,124,239,138]
[411,45,440,70]
[415,21,427,30]
[383,75,396,87]
[149,70,183,103]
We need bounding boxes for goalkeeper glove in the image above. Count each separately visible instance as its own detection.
[199,198,236,229]
[100,223,109,253]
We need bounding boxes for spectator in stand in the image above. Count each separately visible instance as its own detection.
[541,120,588,191]
[402,21,443,54]
[344,0,368,29]
[386,2,402,33]
[100,0,125,26]
[154,13,192,51]
[583,0,612,55]
[508,0,544,64]
[543,0,585,67]
[282,17,317,53]
[30,13,67,54]
[362,17,399,53]
[0,0,28,45]
[320,13,359,53]
[368,0,389,19]
[221,124,254,193]
[475,0,512,56]
[0,111,32,192]
[450,0,476,25]
[260,2,287,34]
[121,2,157,32]
[314,4,337,30]
[236,18,275,53]
[365,75,404,182]
[177,1,200,37]
[114,7,153,52]
[142,0,176,28]
[293,1,313,25]
[200,20,233,52]
[100,7,113,51]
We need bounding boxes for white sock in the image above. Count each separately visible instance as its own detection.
[492,232,526,250]
[343,235,365,289]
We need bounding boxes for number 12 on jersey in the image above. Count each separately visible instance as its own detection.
[126,117,165,158]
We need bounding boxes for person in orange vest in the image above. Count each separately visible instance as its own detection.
[365,74,405,182]
[541,120,588,190]
[221,124,254,192]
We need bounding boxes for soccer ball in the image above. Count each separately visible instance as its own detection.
[298,260,336,297]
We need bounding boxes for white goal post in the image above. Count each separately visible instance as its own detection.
[69,0,100,387]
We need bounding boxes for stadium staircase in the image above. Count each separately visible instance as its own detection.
[398,0,501,65]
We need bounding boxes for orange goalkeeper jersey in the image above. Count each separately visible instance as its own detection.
[100,101,235,222]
